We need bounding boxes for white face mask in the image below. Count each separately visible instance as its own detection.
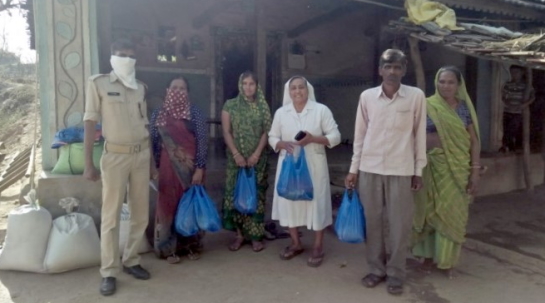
[110,55,138,90]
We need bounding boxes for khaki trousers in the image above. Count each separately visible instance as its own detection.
[100,148,150,278]
[358,171,414,280]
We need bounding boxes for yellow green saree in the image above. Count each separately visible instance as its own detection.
[412,70,479,269]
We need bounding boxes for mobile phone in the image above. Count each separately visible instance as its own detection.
[294,131,307,141]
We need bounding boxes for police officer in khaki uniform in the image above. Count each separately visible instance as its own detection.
[83,39,157,296]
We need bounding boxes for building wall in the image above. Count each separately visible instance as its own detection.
[98,0,468,143]
[100,0,388,139]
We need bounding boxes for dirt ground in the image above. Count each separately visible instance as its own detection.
[0,227,543,303]
[0,104,544,302]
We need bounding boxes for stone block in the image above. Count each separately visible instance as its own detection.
[478,154,544,196]
[37,171,103,226]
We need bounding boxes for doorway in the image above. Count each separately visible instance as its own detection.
[222,38,254,100]
[213,28,283,113]
[214,30,255,108]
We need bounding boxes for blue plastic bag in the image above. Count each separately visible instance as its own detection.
[334,190,366,243]
[276,148,314,201]
[51,124,102,149]
[194,185,222,232]
[234,168,258,214]
[174,187,199,237]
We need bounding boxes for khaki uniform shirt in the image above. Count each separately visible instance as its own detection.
[83,71,149,144]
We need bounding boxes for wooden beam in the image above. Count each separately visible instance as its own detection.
[193,1,236,29]
[490,62,504,152]
[522,67,533,192]
[408,37,426,92]
[287,2,359,38]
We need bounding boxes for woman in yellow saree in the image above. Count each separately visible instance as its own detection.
[413,66,481,278]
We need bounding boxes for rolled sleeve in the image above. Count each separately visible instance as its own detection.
[84,78,101,122]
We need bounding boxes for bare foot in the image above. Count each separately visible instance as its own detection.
[228,236,245,251]
[251,240,265,252]
[417,258,435,274]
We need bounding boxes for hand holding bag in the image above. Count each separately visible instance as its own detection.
[334,189,366,243]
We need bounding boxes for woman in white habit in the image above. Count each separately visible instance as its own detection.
[268,76,341,267]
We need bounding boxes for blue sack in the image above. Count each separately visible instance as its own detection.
[334,190,366,243]
[193,185,222,232]
[51,124,102,149]
[174,186,199,237]
[276,148,313,201]
[234,168,258,214]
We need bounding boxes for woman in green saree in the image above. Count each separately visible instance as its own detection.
[413,66,481,278]
[221,71,272,252]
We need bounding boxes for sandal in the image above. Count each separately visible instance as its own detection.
[186,248,201,261]
[279,246,305,260]
[386,277,403,295]
[228,236,245,252]
[307,251,325,268]
[361,274,386,288]
[166,254,181,264]
[251,241,265,252]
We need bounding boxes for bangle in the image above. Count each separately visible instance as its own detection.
[232,152,240,158]
[471,165,481,169]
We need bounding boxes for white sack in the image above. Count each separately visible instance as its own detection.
[44,213,101,273]
[0,205,52,273]
[119,204,151,254]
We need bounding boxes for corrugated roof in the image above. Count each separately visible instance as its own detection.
[389,19,545,69]
[498,0,545,10]
[398,0,545,20]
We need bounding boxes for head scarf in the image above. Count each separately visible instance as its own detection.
[282,76,317,106]
[427,69,480,142]
[236,73,268,107]
[156,89,191,127]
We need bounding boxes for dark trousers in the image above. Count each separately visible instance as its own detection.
[503,113,523,151]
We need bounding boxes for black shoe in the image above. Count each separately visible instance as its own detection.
[386,277,404,295]
[123,265,151,280]
[100,277,116,296]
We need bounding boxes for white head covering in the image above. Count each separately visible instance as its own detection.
[282,76,316,106]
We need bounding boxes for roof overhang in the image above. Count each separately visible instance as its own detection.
[433,0,545,20]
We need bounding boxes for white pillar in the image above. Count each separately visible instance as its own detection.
[34,0,99,170]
